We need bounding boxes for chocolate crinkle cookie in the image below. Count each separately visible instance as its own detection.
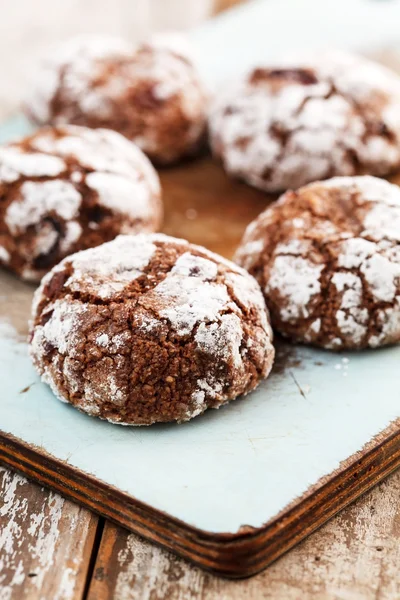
[29,234,275,425]
[210,51,400,192]
[24,34,208,165]
[0,125,162,282]
[235,176,400,351]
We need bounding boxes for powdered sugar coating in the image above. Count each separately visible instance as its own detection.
[25,34,208,165]
[65,235,157,300]
[0,246,10,263]
[235,175,400,350]
[30,234,274,425]
[0,147,65,183]
[5,180,81,235]
[0,125,162,282]
[210,51,400,192]
[266,255,324,322]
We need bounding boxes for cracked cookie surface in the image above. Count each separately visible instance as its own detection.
[0,125,162,282]
[25,34,208,165]
[210,51,400,192]
[235,176,400,350]
[30,233,275,425]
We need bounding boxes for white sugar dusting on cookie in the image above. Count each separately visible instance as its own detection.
[66,235,157,300]
[236,175,400,350]
[29,234,275,425]
[210,51,400,192]
[5,180,81,235]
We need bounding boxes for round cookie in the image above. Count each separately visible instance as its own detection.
[209,51,400,192]
[235,176,400,350]
[0,125,162,282]
[25,34,208,165]
[30,234,274,425]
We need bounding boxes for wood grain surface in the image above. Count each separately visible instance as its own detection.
[86,472,400,600]
[1,464,400,598]
[0,467,99,600]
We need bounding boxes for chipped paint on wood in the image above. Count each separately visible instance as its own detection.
[0,467,98,600]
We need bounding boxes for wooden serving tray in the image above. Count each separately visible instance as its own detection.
[1,116,400,578]
[1,1,400,578]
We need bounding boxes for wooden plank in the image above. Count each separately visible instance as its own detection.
[0,466,99,600]
[87,470,400,600]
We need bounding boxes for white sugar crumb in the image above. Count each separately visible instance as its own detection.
[195,314,243,369]
[189,389,206,418]
[169,252,218,279]
[83,367,126,409]
[310,319,321,333]
[275,239,311,255]
[188,376,225,419]
[369,301,400,347]
[234,239,264,270]
[363,202,400,242]
[32,223,59,258]
[267,255,323,321]
[331,271,368,344]
[197,378,224,399]
[60,221,82,253]
[155,253,232,336]
[137,314,161,333]
[0,245,10,264]
[30,299,87,360]
[71,170,83,183]
[66,235,156,299]
[325,337,343,350]
[186,208,198,220]
[334,357,350,377]
[0,147,65,183]
[96,333,109,347]
[5,180,81,235]
[225,270,269,332]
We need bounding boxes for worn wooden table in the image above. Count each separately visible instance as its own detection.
[1,2,400,598]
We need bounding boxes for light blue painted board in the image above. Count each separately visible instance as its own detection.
[0,0,399,535]
[0,320,399,533]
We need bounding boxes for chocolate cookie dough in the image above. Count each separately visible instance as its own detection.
[0,125,162,282]
[25,34,208,165]
[30,234,275,425]
[210,51,400,192]
[235,176,400,350]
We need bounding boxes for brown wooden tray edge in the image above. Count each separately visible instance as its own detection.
[1,422,400,578]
